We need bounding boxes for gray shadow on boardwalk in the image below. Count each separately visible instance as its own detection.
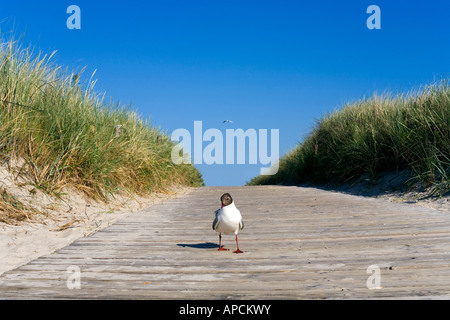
[177,242,219,249]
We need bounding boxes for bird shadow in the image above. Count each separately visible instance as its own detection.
[177,242,219,249]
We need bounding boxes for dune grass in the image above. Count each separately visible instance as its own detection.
[248,81,450,197]
[0,36,203,223]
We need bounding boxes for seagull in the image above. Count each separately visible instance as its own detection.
[223,120,233,124]
[212,193,244,253]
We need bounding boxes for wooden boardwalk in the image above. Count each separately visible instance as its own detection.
[1,186,450,299]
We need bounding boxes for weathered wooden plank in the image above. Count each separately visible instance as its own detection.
[1,186,450,299]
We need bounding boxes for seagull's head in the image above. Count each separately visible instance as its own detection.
[220,193,233,208]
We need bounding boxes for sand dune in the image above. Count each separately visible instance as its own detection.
[0,164,196,275]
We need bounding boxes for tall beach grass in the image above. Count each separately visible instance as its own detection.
[248,82,450,196]
[0,35,203,223]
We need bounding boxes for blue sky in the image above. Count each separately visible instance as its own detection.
[1,0,449,186]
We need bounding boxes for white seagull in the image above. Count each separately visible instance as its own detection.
[212,193,244,253]
[223,120,233,124]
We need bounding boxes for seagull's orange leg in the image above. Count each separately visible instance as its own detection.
[233,234,243,254]
[218,233,227,251]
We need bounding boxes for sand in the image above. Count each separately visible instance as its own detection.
[0,163,196,276]
[305,170,450,213]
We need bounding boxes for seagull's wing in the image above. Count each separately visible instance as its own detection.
[212,215,220,231]
[212,208,222,230]
[235,208,244,230]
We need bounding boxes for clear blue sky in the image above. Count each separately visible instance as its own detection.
[1,0,449,186]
